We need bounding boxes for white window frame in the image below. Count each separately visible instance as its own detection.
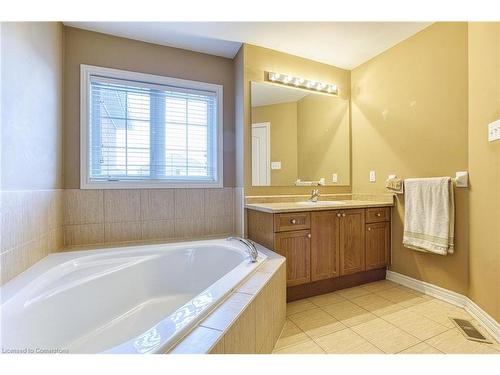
[80,64,223,189]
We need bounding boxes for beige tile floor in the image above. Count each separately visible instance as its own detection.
[273,280,499,354]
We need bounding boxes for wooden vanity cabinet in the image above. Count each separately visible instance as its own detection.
[365,208,391,270]
[274,230,311,286]
[247,206,391,297]
[310,211,340,281]
[339,209,366,276]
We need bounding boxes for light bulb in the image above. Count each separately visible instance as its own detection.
[272,73,282,81]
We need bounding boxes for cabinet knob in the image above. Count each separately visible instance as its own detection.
[376,213,381,217]
[368,227,372,231]
[290,218,297,224]
[307,233,311,238]
[342,213,346,217]
[336,213,341,218]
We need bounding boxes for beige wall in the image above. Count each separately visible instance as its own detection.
[297,95,350,185]
[243,44,352,196]
[1,22,63,190]
[251,102,298,185]
[467,22,500,321]
[1,22,64,285]
[352,23,470,294]
[63,26,235,188]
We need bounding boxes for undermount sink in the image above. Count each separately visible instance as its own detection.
[295,200,347,206]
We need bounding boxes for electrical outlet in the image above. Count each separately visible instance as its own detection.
[488,119,500,142]
[332,173,338,183]
[271,161,282,170]
[369,170,376,182]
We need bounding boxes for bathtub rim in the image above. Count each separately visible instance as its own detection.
[169,253,286,354]
[0,238,259,302]
[103,244,267,354]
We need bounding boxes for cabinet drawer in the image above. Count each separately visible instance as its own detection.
[274,212,310,232]
[366,207,390,223]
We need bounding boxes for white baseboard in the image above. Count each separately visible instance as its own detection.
[465,298,500,344]
[386,270,499,343]
[386,271,466,308]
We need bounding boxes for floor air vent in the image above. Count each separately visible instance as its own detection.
[451,318,492,344]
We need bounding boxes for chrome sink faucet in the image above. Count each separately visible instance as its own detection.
[309,189,320,202]
[226,237,258,263]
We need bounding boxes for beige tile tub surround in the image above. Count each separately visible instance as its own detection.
[1,190,64,284]
[2,187,234,282]
[1,23,64,285]
[63,188,235,247]
[272,280,499,354]
[170,257,286,354]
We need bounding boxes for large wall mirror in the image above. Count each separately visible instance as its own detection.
[250,81,350,186]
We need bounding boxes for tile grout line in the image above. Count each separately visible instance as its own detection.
[394,341,445,354]
[285,284,437,353]
[289,289,392,350]
[342,324,388,354]
[375,300,451,342]
[279,282,491,354]
[356,291,446,345]
[273,318,317,352]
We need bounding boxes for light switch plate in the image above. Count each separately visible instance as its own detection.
[271,161,282,170]
[332,173,338,183]
[369,170,376,182]
[488,119,500,142]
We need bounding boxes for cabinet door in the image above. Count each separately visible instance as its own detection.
[311,211,340,281]
[339,209,366,276]
[365,221,391,270]
[274,230,311,287]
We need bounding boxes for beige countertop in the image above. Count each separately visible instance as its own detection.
[245,199,394,213]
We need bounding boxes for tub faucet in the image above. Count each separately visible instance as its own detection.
[309,189,320,202]
[226,237,258,263]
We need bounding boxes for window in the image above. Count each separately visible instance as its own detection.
[80,65,223,188]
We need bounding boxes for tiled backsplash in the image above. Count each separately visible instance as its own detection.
[244,193,395,204]
[1,189,64,284]
[63,188,235,247]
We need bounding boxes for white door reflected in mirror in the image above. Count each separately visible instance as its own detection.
[251,122,271,186]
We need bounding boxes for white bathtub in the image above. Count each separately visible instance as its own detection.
[0,238,266,354]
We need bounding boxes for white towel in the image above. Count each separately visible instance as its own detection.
[403,177,455,255]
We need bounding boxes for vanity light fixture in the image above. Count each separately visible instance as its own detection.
[267,71,338,96]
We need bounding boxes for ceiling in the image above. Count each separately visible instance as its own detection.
[64,22,432,69]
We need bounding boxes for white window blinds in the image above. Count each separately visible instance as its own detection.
[82,66,222,188]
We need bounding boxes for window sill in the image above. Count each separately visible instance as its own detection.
[80,180,224,189]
